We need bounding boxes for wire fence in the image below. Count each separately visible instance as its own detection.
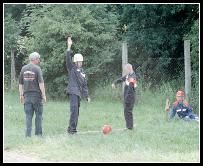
[129,57,185,87]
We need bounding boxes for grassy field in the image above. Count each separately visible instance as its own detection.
[4,90,199,163]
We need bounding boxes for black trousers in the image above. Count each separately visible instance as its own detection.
[67,94,80,133]
[124,95,135,129]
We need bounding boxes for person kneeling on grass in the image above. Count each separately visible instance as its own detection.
[111,63,138,130]
[168,90,199,122]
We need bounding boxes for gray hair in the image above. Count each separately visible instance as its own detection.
[125,63,132,69]
[29,52,40,61]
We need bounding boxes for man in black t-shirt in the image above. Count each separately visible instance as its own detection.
[19,52,46,137]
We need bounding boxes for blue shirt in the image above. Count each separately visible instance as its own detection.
[169,101,193,119]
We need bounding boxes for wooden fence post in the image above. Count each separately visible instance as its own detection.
[184,40,191,101]
[122,41,128,98]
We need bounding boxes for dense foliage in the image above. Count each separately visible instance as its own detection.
[4,4,199,100]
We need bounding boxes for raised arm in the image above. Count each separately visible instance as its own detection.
[112,75,126,89]
[65,36,74,71]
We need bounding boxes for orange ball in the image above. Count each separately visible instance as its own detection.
[102,125,112,134]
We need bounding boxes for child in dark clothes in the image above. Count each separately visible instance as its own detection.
[112,64,137,130]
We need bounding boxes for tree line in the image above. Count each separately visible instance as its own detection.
[4,4,199,99]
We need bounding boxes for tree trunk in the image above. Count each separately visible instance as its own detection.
[11,49,16,90]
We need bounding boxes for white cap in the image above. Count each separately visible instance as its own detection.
[73,53,83,62]
[29,52,40,61]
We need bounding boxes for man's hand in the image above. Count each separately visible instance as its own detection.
[67,37,72,49]
[87,97,91,103]
[165,97,170,112]
[20,95,24,104]
[112,83,116,89]
[42,95,47,103]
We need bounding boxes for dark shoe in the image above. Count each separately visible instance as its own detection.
[67,129,77,135]
[67,127,77,134]
[68,131,77,135]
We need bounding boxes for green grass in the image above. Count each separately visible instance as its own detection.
[4,90,199,162]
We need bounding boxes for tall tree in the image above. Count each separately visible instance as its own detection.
[116,4,199,85]
[4,4,27,89]
[4,14,21,89]
[20,4,119,98]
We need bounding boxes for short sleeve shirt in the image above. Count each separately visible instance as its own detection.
[19,63,44,94]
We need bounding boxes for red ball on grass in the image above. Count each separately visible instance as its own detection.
[102,125,112,134]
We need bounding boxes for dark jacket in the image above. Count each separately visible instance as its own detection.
[125,82,135,103]
[113,72,137,101]
[169,100,193,119]
[65,49,89,99]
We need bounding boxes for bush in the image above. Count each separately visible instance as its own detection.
[45,75,68,101]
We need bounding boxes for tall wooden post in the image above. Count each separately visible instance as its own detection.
[122,41,128,97]
[184,40,191,101]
